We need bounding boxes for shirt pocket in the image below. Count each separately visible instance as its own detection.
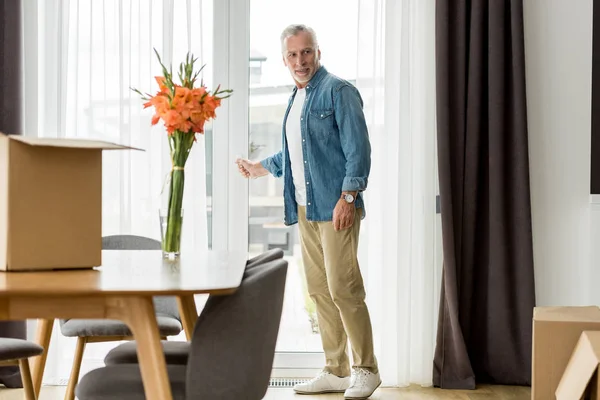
[309,109,335,140]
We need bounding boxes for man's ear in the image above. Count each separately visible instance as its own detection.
[318,48,321,60]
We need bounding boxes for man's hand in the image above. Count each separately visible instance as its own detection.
[235,158,269,179]
[332,199,355,231]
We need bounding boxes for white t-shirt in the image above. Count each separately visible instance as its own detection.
[286,88,307,206]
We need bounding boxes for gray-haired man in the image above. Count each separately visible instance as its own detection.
[237,24,380,399]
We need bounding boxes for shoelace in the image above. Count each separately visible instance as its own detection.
[308,370,330,383]
[350,368,372,387]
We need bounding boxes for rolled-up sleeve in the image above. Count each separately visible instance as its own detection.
[334,85,371,192]
[260,151,283,178]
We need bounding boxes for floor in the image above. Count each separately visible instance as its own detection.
[0,384,531,399]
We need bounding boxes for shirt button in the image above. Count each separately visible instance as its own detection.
[306,182,309,185]
[301,117,303,121]
[320,114,324,118]
[303,139,305,142]
[308,202,311,205]
[304,161,307,163]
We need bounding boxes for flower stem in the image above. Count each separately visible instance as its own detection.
[163,130,191,254]
[164,169,184,253]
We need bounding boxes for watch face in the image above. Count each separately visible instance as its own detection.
[345,194,355,203]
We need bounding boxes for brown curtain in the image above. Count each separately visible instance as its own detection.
[592,0,600,194]
[1,0,22,135]
[0,0,27,389]
[433,0,536,389]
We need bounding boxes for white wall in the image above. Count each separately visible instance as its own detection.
[524,0,599,306]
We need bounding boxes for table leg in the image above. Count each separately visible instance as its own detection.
[119,297,172,400]
[177,295,198,341]
[31,319,54,397]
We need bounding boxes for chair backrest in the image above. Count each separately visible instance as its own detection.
[102,235,162,250]
[245,248,284,271]
[102,235,179,322]
[185,259,288,400]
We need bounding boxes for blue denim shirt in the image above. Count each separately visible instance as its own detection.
[260,66,371,226]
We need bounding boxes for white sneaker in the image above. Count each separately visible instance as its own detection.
[344,368,382,399]
[293,370,350,394]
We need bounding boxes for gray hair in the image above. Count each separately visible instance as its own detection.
[280,24,318,52]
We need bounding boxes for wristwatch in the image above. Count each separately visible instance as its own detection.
[342,192,356,204]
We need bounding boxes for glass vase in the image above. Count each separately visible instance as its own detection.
[159,208,184,259]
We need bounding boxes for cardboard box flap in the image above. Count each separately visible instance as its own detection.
[534,306,600,322]
[556,331,600,400]
[7,135,143,151]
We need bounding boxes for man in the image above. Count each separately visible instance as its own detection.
[236,24,380,399]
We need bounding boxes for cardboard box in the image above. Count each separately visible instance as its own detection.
[556,331,600,400]
[532,306,600,400]
[0,134,138,271]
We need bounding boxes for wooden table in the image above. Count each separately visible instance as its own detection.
[0,249,247,400]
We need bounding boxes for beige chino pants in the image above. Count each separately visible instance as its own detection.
[297,206,378,377]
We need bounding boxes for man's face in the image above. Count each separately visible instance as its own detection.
[282,31,321,88]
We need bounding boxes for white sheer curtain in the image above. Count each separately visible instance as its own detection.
[357,0,439,387]
[22,0,211,384]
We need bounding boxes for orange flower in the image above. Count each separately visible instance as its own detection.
[192,120,206,133]
[191,87,207,102]
[174,86,191,100]
[132,52,231,137]
[155,76,169,94]
[204,94,220,110]
[142,86,224,135]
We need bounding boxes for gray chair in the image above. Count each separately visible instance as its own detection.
[246,248,284,269]
[59,235,183,400]
[0,320,28,389]
[0,338,44,400]
[76,259,288,400]
[103,248,285,367]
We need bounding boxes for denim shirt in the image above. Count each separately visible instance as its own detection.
[260,66,371,226]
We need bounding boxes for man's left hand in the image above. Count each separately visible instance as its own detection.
[333,199,355,231]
